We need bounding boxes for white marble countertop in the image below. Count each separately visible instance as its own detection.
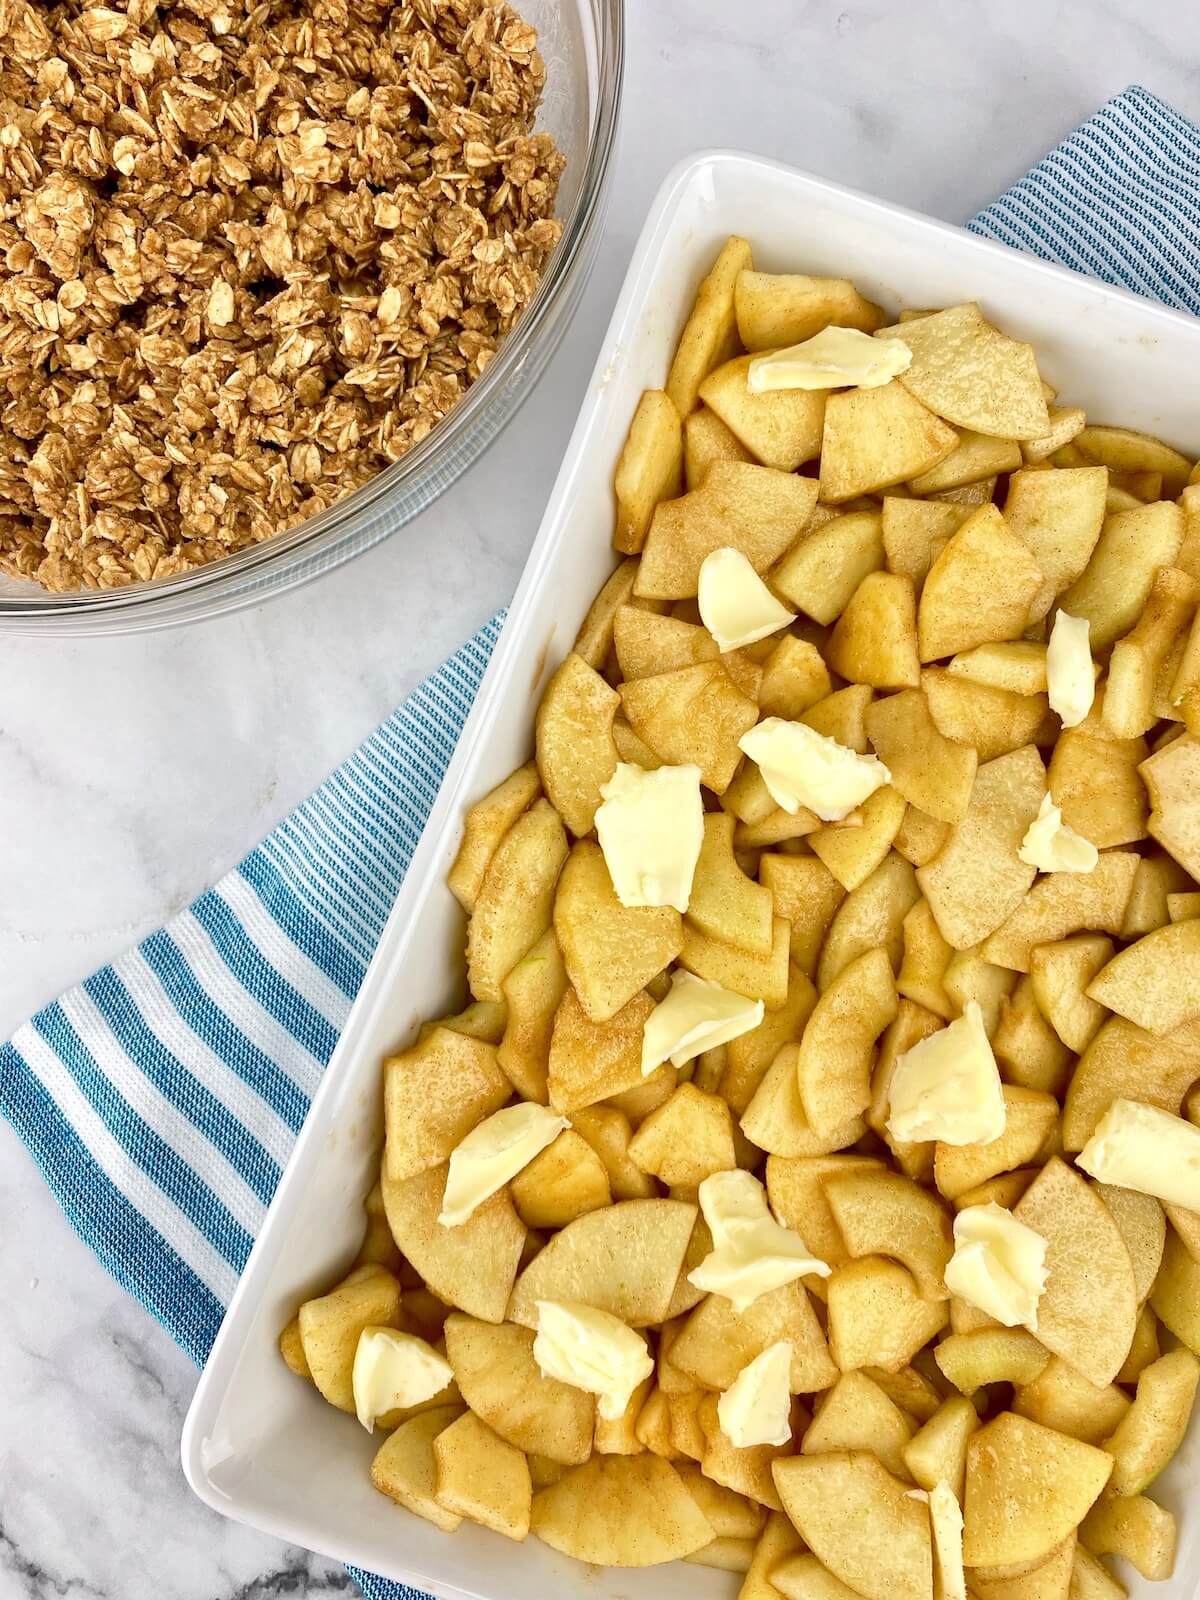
[1,3,1196,1595]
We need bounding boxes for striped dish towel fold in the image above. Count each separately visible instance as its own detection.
[3,83,1198,1600]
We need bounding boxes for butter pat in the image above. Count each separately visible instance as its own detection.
[943,1202,1048,1330]
[595,762,704,913]
[1018,792,1098,874]
[1047,610,1095,728]
[698,547,796,652]
[717,1341,793,1448]
[747,326,912,393]
[641,970,764,1076]
[929,1483,967,1600]
[886,1001,1006,1147]
[738,716,891,821]
[439,1102,568,1227]
[352,1327,454,1432]
[1078,1098,1200,1211]
[688,1169,831,1313]
[533,1300,654,1421]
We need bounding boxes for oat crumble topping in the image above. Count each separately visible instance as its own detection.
[0,0,564,591]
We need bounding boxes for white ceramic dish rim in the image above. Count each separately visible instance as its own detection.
[182,147,1200,1598]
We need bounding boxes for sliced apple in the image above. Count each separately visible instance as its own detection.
[827,1258,949,1373]
[802,1370,916,1477]
[507,1198,697,1329]
[797,947,898,1135]
[934,1087,1060,1202]
[1086,920,1200,1036]
[467,798,569,1001]
[532,1454,714,1566]
[1062,1016,1200,1150]
[1013,1158,1137,1386]
[980,852,1138,973]
[865,688,978,824]
[381,1164,525,1324]
[535,652,619,836]
[918,506,1043,663]
[670,1279,837,1394]
[773,1452,934,1600]
[699,353,826,471]
[554,840,682,1022]
[962,1411,1113,1568]
[823,1168,953,1300]
[917,745,1045,951]
[818,851,920,990]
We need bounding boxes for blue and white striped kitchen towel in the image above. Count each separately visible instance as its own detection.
[3,84,1199,1600]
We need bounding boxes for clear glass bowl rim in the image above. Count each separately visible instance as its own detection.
[0,0,624,631]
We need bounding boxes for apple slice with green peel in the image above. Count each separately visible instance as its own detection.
[934,1328,1049,1396]
[1103,1349,1200,1495]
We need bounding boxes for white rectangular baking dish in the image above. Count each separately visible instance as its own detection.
[183,150,1200,1599]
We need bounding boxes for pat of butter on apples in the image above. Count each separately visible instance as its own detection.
[738,716,891,821]
[718,1340,793,1449]
[352,1327,454,1432]
[439,1101,568,1227]
[697,547,796,652]
[688,1168,831,1313]
[943,1202,1048,1330]
[594,761,704,913]
[641,969,764,1076]
[533,1300,654,1420]
[1077,1098,1200,1211]
[1046,610,1095,728]
[747,326,912,392]
[1018,792,1098,874]
[886,1000,1006,1146]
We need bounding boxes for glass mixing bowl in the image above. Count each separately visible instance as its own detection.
[0,0,623,636]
